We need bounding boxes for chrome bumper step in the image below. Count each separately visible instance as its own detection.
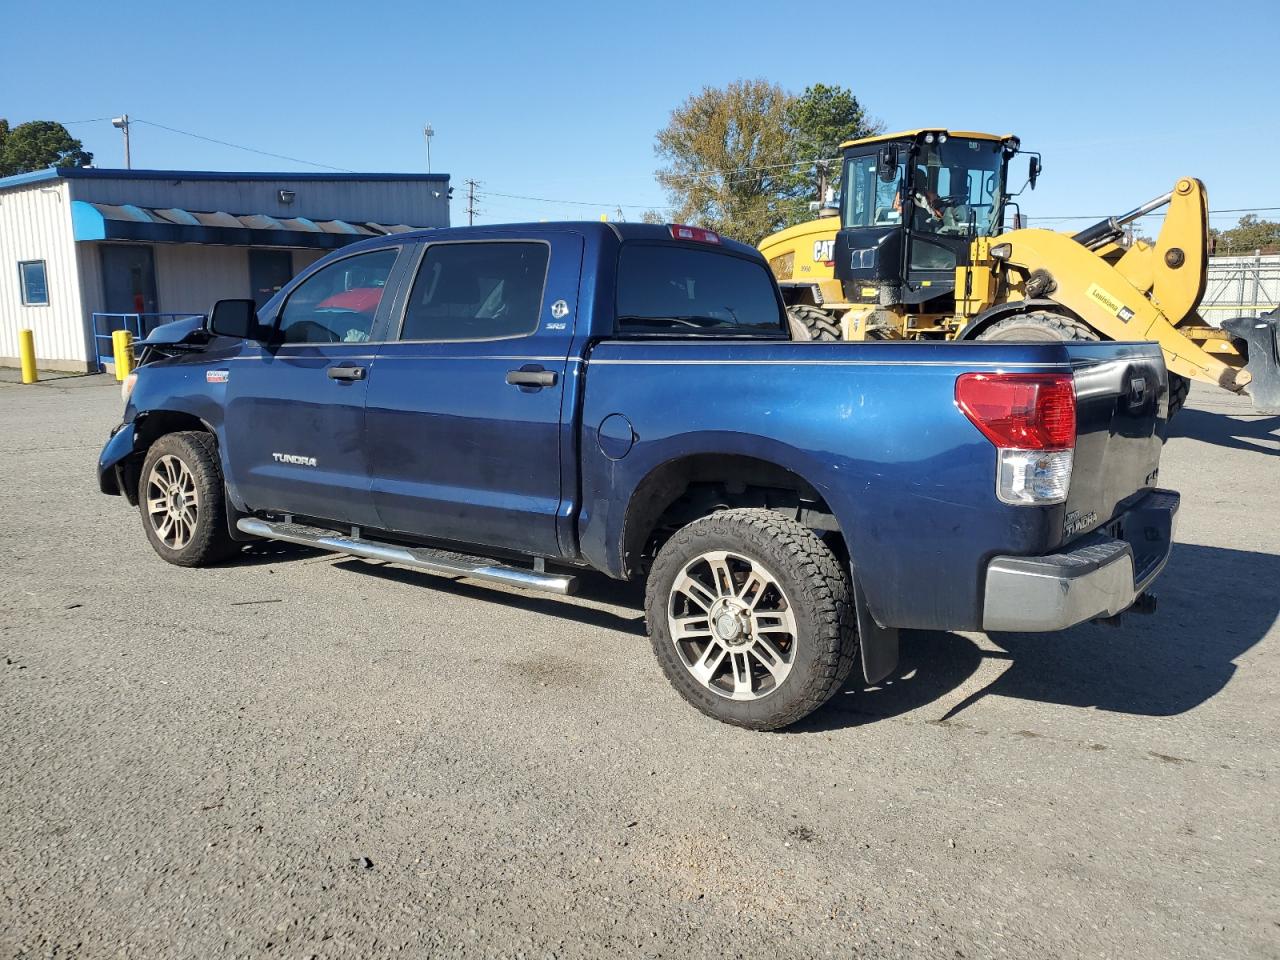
[236,518,578,595]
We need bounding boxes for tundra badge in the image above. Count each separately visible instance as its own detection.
[272,453,317,467]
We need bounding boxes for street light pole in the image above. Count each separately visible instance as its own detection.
[111,115,131,169]
[423,123,434,174]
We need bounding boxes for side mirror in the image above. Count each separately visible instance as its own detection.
[1028,156,1041,190]
[877,144,899,183]
[208,299,262,339]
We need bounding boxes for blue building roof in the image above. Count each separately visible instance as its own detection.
[0,166,450,191]
[2,166,450,248]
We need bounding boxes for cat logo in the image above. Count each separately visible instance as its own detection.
[812,239,835,264]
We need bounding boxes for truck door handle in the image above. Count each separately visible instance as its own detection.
[327,365,366,381]
[506,367,558,388]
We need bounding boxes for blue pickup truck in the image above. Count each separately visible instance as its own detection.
[99,222,1178,729]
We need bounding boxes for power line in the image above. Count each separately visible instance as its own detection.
[661,156,840,185]
[481,189,666,210]
[132,118,354,172]
[56,117,115,125]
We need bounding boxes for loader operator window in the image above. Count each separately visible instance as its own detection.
[908,139,1004,238]
[843,154,904,228]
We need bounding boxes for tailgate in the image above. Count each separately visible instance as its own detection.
[1059,341,1167,547]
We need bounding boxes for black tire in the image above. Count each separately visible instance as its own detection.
[1167,373,1190,419]
[138,431,239,567]
[644,508,858,731]
[978,311,1192,422]
[974,310,1099,343]
[787,304,841,342]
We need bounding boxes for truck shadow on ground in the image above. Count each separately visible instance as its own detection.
[330,558,649,636]
[1165,408,1280,454]
[804,542,1280,731]
[230,540,1276,729]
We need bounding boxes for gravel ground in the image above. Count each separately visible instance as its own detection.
[1,372,1277,959]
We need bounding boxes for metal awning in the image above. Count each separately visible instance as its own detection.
[70,200,423,249]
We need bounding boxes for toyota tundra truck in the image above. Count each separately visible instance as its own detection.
[98,222,1179,730]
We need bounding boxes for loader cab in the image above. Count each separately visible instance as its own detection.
[835,130,1017,308]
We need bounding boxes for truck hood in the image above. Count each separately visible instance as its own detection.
[140,315,211,348]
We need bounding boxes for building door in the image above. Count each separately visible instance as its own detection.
[248,249,295,309]
[101,244,158,315]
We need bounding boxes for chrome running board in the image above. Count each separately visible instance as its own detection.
[236,518,578,595]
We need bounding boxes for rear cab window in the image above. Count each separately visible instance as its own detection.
[616,243,787,338]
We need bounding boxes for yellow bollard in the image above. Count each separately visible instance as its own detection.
[19,329,38,384]
[112,329,133,382]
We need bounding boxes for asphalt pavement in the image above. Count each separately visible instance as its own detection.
[1,371,1277,959]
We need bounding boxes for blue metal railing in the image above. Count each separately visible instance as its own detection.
[92,313,204,371]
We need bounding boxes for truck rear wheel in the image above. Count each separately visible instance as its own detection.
[645,508,858,730]
[787,304,841,341]
[138,431,239,567]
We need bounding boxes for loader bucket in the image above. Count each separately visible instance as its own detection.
[1223,309,1280,415]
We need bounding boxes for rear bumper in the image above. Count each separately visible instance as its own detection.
[981,489,1179,632]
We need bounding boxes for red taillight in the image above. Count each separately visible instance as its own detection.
[669,224,721,244]
[955,373,1076,450]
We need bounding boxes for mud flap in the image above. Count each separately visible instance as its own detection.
[853,576,899,685]
[1223,310,1280,414]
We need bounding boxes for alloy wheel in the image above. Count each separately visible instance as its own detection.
[145,454,199,550]
[667,550,798,701]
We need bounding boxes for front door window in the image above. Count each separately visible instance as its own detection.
[275,248,399,344]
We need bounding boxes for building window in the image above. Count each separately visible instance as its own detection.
[19,260,49,306]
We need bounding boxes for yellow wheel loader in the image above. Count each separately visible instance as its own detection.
[758,129,1280,416]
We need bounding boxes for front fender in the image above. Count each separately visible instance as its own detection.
[97,422,137,497]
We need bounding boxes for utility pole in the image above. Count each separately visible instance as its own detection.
[111,114,131,169]
[423,123,434,173]
[465,179,481,226]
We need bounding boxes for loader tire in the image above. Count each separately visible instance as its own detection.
[978,311,1190,421]
[1167,374,1190,419]
[974,310,1099,344]
[787,304,842,342]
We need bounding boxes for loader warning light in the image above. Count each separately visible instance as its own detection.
[669,225,721,245]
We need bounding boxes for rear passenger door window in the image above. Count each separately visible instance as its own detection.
[399,242,549,341]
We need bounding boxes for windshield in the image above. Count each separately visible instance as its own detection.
[907,138,1005,237]
[615,244,786,337]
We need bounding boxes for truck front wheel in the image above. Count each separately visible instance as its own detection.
[645,509,859,730]
[138,431,239,567]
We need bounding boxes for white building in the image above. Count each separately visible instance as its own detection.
[0,167,450,371]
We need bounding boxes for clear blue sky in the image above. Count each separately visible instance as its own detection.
[3,0,1276,234]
